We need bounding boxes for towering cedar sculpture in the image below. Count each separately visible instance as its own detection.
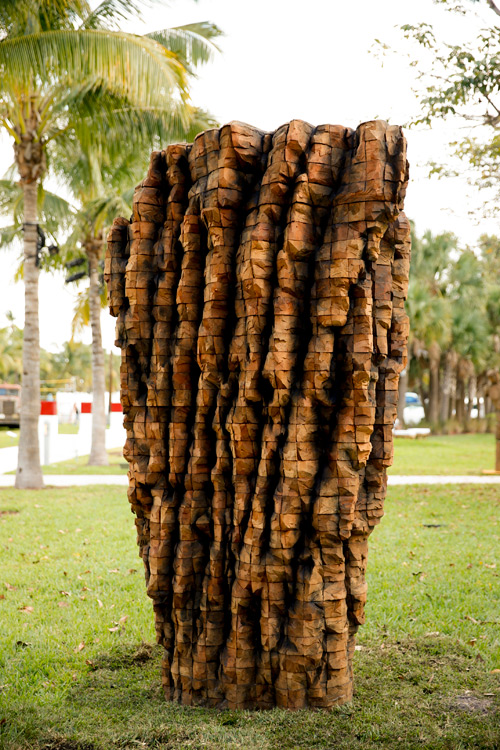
[106,119,410,710]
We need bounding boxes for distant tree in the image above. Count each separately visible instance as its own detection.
[0,317,23,382]
[404,228,454,427]
[404,224,499,436]
[447,250,490,425]
[58,103,217,465]
[0,0,221,487]
[47,340,93,392]
[399,0,500,208]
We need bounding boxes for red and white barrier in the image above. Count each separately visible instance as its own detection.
[79,402,92,438]
[39,400,58,465]
[109,402,123,433]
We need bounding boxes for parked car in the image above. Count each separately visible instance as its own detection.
[0,384,21,427]
[404,392,425,426]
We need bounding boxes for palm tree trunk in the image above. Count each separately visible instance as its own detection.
[15,181,44,489]
[467,374,476,423]
[429,364,440,427]
[397,365,408,427]
[419,378,429,421]
[485,395,492,416]
[428,342,441,428]
[397,342,410,426]
[439,350,456,424]
[438,375,447,424]
[450,365,457,418]
[87,241,108,466]
[456,376,465,425]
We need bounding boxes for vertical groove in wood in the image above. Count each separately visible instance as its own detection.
[106,119,411,710]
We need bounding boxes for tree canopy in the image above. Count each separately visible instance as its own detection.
[399,0,500,206]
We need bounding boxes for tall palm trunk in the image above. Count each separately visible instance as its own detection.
[428,341,441,428]
[14,111,47,489]
[457,358,472,430]
[440,350,456,424]
[87,237,108,465]
[419,378,429,421]
[456,375,465,425]
[397,364,408,426]
[467,374,477,423]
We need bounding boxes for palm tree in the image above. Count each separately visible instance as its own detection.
[447,249,489,428]
[0,317,24,382]
[48,339,93,391]
[0,1,221,487]
[403,228,454,428]
[407,280,451,425]
[59,106,216,464]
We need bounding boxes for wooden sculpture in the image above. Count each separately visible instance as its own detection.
[106,119,411,710]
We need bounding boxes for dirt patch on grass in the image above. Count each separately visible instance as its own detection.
[0,509,20,516]
[92,642,159,671]
[450,693,497,715]
[40,738,96,750]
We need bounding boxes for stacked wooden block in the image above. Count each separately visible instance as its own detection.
[106,119,410,709]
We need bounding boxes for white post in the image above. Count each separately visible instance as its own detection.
[78,401,92,456]
[38,401,58,466]
[109,402,123,433]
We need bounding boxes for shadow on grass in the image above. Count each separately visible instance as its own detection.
[4,636,497,750]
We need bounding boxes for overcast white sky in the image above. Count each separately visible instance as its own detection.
[0,0,498,352]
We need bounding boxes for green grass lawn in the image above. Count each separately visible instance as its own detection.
[42,448,127,475]
[0,427,19,449]
[0,484,498,749]
[40,432,496,477]
[390,433,495,475]
[3,428,494,478]
[0,424,78,449]
[58,424,79,435]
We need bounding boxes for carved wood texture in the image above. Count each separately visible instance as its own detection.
[106,119,411,710]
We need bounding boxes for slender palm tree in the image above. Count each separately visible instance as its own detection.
[0,0,221,487]
[0,319,24,382]
[447,249,489,428]
[406,279,451,424]
[404,229,454,427]
[58,103,216,464]
[49,340,92,388]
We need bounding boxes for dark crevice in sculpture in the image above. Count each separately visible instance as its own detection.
[106,119,410,710]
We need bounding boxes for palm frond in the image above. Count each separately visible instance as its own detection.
[82,194,133,229]
[0,178,74,252]
[80,0,148,29]
[184,106,219,140]
[41,189,75,233]
[2,162,19,182]
[71,282,107,337]
[1,1,93,37]
[0,178,22,217]
[0,29,188,107]
[0,223,22,250]
[71,287,91,337]
[47,86,215,171]
[148,22,223,69]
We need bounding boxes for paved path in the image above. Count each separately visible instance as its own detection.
[0,474,499,487]
[0,427,126,475]
[0,474,128,487]
[388,475,500,485]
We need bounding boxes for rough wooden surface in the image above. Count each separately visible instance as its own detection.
[106,119,411,710]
